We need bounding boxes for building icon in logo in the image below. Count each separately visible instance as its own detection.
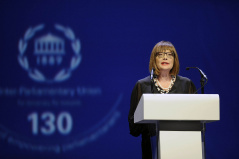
[34,33,65,66]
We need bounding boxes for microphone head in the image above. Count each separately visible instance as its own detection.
[151,68,154,80]
[186,67,190,70]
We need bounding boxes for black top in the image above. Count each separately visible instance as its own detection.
[128,75,196,159]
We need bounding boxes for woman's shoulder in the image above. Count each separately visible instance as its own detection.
[132,76,151,91]
[133,76,151,94]
[137,76,151,84]
[175,75,196,93]
[176,75,192,82]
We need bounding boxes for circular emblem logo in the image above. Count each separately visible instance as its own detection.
[18,24,81,83]
[0,23,122,155]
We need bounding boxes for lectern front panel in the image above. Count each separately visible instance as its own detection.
[160,131,202,159]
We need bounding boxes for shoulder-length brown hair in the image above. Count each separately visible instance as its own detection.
[149,41,180,76]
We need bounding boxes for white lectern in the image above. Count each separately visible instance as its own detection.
[134,94,220,159]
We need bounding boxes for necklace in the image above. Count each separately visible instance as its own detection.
[153,75,176,94]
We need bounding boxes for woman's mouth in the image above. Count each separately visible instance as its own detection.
[161,62,169,65]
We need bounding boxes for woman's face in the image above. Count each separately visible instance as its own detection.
[155,49,174,72]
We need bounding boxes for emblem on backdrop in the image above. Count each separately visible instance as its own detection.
[18,24,81,83]
[0,23,123,154]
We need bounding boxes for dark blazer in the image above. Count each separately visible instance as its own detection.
[128,75,196,159]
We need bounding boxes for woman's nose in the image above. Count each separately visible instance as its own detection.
[163,54,167,59]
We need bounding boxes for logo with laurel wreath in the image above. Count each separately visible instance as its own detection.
[18,24,81,83]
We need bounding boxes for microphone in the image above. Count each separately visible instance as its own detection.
[151,68,155,80]
[186,67,208,94]
[186,67,208,81]
[150,68,155,93]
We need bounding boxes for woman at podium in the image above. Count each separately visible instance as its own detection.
[128,41,196,159]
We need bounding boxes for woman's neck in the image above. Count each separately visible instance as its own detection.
[158,71,171,81]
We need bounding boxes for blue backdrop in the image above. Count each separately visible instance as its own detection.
[0,0,239,158]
